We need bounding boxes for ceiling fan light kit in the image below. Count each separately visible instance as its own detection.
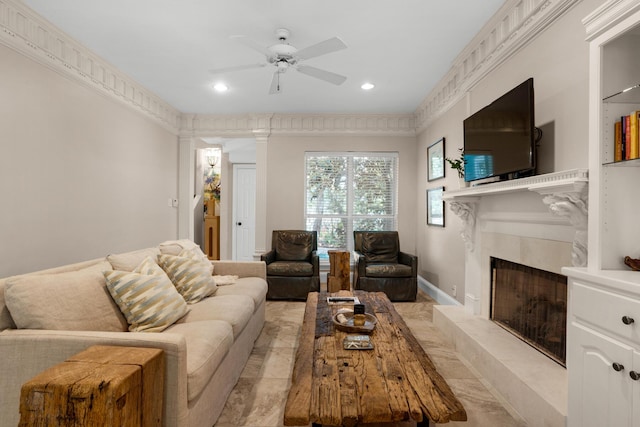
[210,28,348,94]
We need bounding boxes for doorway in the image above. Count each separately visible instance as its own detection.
[233,164,256,260]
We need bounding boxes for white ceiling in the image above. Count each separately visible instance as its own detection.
[23,0,505,115]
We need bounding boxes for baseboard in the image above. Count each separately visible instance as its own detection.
[418,276,462,306]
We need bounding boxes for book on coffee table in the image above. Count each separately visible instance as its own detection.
[327,296,360,305]
[343,335,373,350]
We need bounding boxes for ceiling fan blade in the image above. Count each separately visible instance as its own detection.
[231,35,273,58]
[269,71,282,95]
[296,37,347,60]
[209,63,266,75]
[297,65,347,85]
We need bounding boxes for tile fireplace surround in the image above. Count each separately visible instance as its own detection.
[437,169,588,427]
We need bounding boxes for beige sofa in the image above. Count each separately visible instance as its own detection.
[0,242,268,427]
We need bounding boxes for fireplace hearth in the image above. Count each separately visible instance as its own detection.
[490,257,567,366]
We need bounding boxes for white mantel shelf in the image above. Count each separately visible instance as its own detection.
[443,169,588,200]
[443,169,589,267]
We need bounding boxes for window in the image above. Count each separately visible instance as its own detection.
[305,152,398,258]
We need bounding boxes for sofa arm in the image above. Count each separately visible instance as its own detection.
[212,260,266,280]
[0,329,188,427]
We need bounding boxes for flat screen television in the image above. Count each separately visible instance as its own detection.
[463,78,536,183]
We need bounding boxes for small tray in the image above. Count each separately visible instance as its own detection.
[333,312,377,333]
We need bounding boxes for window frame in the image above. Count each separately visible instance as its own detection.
[304,151,399,258]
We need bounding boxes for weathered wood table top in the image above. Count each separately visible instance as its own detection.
[284,291,467,427]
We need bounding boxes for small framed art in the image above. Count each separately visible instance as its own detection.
[427,137,445,181]
[427,187,445,227]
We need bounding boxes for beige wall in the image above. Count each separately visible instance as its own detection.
[416,0,598,302]
[266,135,418,253]
[0,44,179,277]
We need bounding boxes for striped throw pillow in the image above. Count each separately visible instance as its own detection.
[158,249,217,304]
[104,256,189,332]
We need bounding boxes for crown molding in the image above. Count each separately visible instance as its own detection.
[180,113,417,138]
[414,0,581,133]
[582,0,640,41]
[0,0,181,132]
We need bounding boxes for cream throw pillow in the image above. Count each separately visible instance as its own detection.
[5,268,128,332]
[104,257,189,332]
[158,249,217,303]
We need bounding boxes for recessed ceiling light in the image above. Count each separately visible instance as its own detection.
[212,83,228,93]
[361,82,375,90]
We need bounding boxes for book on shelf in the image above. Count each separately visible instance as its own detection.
[614,111,640,162]
[615,120,622,161]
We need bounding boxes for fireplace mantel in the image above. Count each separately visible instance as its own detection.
[443,169,588,266]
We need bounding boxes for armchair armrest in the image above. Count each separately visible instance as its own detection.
[399,251,418,274]
[260,250,276,266]
[0,329,189,426]
[354,250,367,276]
[310,250,320,276]
[212,260,266,280]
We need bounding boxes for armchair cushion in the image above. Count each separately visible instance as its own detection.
[365,263,413,278]
[267,261,314,277]
[361,232,399,263]
[274,231,314,261]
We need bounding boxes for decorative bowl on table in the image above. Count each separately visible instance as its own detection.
[332,312,377,333]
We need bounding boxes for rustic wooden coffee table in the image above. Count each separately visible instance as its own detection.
[284,291,466,427]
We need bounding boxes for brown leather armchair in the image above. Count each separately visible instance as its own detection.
[353,231,418,301]
[261,230,320,300]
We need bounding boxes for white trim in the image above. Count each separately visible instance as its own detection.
[0,0,181,132]
[418,276,462,306]
[414,0,581,132]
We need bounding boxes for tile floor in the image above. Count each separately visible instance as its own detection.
[214,291,526,427]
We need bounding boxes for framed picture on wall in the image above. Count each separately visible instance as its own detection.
[427,137,445,181]
[427,187,445,227]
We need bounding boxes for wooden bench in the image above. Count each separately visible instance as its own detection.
[284,291,466,426]
[19,345,164,427]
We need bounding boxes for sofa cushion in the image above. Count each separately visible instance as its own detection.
[107,247,161,272]
[158,250,217,304]
[274,231,313,261]
[4,266,128,332]
[176,294,254,337]
[164,320,234,402]
[267,261,313,277]
[214,277,268,310]
[104,257,189,332]
[361,232,399,263]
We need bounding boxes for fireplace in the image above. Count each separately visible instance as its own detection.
[490,257,567,366]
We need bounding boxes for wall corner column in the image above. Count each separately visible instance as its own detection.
[253,131,269,260]
[178,135,195,240]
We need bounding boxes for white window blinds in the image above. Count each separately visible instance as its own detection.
[304,152,398,255]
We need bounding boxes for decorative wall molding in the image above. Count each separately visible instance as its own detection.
[181,113,417,137]
[0,0,181,132]
[414,0,581,132]
[2,0,579,138]
[445,169,589,266]
[583,0,640,41]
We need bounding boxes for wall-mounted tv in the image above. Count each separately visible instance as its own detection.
[463,78,536,183]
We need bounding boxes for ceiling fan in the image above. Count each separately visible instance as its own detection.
[210,28,347,94]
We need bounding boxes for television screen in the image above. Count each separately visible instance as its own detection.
[463,78,535,182]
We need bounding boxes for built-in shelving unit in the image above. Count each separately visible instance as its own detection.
[563,2,640,426]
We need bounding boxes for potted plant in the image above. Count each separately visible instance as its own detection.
[445,148,467,187]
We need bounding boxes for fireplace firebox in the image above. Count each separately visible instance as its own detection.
[490,257,567,366]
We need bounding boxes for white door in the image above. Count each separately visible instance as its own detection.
[233,164,256,260]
